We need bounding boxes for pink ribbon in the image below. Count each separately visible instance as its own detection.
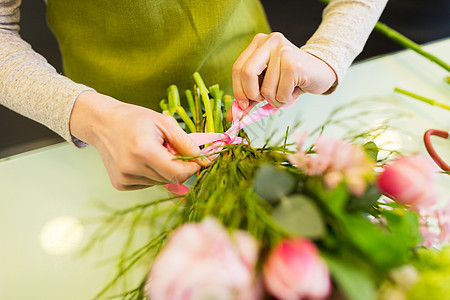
[190,101,291,156]
[163,100,292,194]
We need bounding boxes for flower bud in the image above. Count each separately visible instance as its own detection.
[377,155,438,209]
[145,217,261,300]
[263,238,331,300]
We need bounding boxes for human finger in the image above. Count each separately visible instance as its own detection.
[143,138,200,183]
[156,115,210,167]
[233,33,267,109]
[259,49,281,106]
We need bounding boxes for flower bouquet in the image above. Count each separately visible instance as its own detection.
[84,69,450,300]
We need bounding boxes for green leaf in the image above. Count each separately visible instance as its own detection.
[363,141,379,162]
[253,164,296,204]
[384,210,422,250]
[340,215,408,270]
[304,177,349,218]
[323,253,377,300]
[271,195,325,239]
[348,184,381,213]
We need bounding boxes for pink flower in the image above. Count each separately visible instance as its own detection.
[288,132,374,195]
[263,238,331,300]
[144,217,261,300]
[418,199,450,247]
[377,155,438,209]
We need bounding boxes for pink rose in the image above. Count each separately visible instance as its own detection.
[144,217,261,300]
[377,155,438,209]
[263,238,331,300]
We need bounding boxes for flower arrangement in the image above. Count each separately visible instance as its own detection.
[83,70,449,300]
[84,22,450,300]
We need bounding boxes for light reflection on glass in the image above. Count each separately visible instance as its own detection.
[39,216,84,255]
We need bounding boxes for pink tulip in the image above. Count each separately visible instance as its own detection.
[263,238,331,300]
[377,155,438,209]
[144,217,261,300]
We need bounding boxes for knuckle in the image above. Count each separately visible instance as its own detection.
[260,85,274,100]
[242,67,255,81]
[116,160,138,176]
[159,114,177,128]
[284,62,301,75]
[268,32,285,43]
[111,180,127,191]
[275,92,289,103]
[279,45,293,56]
[253,33,267,42]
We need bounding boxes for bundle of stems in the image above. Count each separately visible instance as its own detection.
[159,72,233,134]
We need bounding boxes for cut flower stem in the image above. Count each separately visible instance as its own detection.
[374,22,450,73]
[394,87,450,111]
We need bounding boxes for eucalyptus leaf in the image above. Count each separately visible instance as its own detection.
[348,184,381,213]
[363,141,379,162]
[253,164,296,204]
[271,195,325,239]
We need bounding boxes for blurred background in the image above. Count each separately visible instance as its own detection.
[0,0,449,158]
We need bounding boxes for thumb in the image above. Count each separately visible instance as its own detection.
[162,119,211,167]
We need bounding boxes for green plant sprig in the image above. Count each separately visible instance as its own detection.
[374,22,450,73]
[319,0,450,75]
[394,87,450,111]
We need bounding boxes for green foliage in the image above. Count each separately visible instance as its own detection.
[86,73,444,299]
[253,164,296,204]
[271,195,326,239]
[363,141,379,162]
[324,253,377,300]
[407,246,450,300]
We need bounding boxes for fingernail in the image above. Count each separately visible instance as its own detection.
[196,156,212,167]
[238,101,248,110]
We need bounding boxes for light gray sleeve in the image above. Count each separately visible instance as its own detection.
[301,0,388,91]
[0,0,93,146]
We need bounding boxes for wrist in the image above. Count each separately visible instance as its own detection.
[69,90,121,147]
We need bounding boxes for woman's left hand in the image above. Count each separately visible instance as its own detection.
[232,32,337,110]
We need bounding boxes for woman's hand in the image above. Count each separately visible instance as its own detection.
[70,91,208,191]
[232,32,337,109]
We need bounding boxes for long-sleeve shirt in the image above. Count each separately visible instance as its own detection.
[0,0,387,146]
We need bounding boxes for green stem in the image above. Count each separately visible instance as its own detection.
[374,22,450,73]
[210,84,224,132]
[185,89,197,123]
[193,72,215,132]
[159,99,168,111]
[193,86,202,132]
[176,106,197,133]
[223,94,233,126]
[394,87,450,110]
[167,85,181,115]
[160,99,172,116]
[319,0,450,73]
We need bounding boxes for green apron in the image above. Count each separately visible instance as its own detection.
[47,0,270,110]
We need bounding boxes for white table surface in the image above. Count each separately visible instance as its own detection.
[1,39,449,299]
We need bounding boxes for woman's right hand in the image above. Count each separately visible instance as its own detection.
[69,91,209,191]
